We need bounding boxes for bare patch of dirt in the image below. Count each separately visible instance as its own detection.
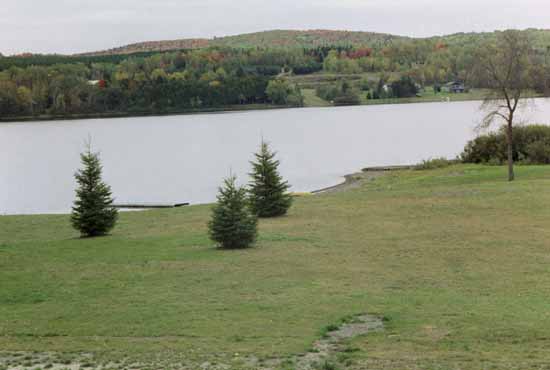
[292,314,384,370]
[1,352,96,370]
[1,315,384,370]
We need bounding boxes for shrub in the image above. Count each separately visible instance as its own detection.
[71,145,118,237]
[286,91,305,107]
[333,91,361,106]
[292,61,323,75]
[390,76,419,98]
[266,79,303,106]
[208,175,258,249]
[359,77,372,91]
[316,81,361,106]
[249,141,292,218]
[461,125,550,164]
[316,84,340,102]
[415,157,455,170]
[525,140,550,164]
[461,133,506,164]
[254,65,281,76]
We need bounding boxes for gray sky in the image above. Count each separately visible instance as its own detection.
[1,0,549,55]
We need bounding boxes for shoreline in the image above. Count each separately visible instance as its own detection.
[310,173,365,194]
[312,165,414,194]
[0,95,504,124]
[1,167,413,217]
[0,104,288,123]
[2,94,547,124]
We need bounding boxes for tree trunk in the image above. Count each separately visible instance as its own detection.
[506,118,515,182]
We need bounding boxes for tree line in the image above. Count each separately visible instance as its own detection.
[0,48,312,117]
[1,29,550,118]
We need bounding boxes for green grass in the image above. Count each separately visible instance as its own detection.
[2,165,550,368]
[302,88,332,107]
[294,72,543,109]
[300,82,494,108]
[360,87,493,105]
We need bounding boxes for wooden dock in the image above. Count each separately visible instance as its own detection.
[113,203,189,209]
[362,165,415,172]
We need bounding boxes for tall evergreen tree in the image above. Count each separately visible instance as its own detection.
[71,145,118,237]
[209,175,258,249]
[249,141,292,217]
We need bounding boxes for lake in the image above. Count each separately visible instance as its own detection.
[2,99,550,215]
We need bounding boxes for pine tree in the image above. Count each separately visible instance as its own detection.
[249,141,292,218]
[71,145,118,237]
[208,175,258,249]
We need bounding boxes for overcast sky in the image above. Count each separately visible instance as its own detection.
[1,0,549,55]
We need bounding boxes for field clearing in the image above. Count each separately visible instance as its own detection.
[302,89,332,107]
[2,165,550,369]
[293,71,544,109]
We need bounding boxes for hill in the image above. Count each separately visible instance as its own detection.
[79,28,550,57]
[209,29,405,48]
[82,38,210,56]
[79,29,407,56]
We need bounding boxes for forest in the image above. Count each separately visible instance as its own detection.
[1,29,550,118]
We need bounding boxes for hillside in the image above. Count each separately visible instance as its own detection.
[79,28,550,57]
[3,28,549,121]
[209,29,405,48]
[81,38,210,56]
[79,29,407,56]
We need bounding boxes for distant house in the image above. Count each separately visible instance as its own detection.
[443,81,465,93]
[88,80,106,88]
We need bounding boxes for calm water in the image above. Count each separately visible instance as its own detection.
[2,99,550,215]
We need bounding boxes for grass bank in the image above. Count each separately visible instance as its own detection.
[1,165,550,369]
[301,86,518,108]
[295,72,544,108]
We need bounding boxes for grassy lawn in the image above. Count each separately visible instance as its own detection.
[302,89,332,107]
[359,87,492,106]
[2,165,550,369]
[301,84,493,108]
[295,71,544,109]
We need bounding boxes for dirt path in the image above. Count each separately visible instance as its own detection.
[0,315,384,370]
[293,314,384,370]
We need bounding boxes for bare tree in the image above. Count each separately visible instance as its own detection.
[477,30,535,181]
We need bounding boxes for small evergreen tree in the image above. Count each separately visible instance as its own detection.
[249,141,292,218]
[71,144,118,237]
[209,175,258,249]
